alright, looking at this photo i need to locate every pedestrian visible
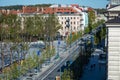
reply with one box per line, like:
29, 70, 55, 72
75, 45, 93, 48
93, 64, 96, 68
99, 64, 101, 70
90, 64, 93, 70
0, 68, 2, 73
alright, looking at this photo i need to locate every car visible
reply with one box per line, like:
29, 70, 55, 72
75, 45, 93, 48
29, 41, 45, 49
98, 53, 107, 64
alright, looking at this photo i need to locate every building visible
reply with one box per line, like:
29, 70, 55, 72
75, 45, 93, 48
57, 13, 83, 37
110, 0, 120, 5
17, 4, 89, 37
106, 1, 120, 80
106, 5, 120, 20
0, 4, 90, 37
106, 16, 120, 80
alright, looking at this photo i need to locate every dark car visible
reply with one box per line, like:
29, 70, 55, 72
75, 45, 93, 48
98, 53, 107, 64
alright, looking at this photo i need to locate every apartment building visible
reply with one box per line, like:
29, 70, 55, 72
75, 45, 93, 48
0, 4, 90, 37
57, 14, 83, 37
18, 4, 89, 37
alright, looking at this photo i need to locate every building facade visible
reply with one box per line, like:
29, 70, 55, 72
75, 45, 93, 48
106, 18, 120, 80
57, 14, 83, 37
106, 1, 120, 80
17, 4, 90, 37
110, 0, 120, 5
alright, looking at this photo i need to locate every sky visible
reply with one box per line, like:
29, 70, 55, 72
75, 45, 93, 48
0, 0, 108, 8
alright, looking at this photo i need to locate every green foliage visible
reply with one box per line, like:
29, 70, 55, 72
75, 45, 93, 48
0, 13, 3, 23
88, 10, 96, 31
44, 14, 62, 41
0, 5, 23, 10
29, 4, 51, 7
41, 47, 55, 60
67, 31, 82, 45
24, 14, 61, 41
95, 8, 106, 14
0, 4, 51, 10
84, 27, 90, 34
0, 13, 59, 80
11, 63, 20, 79
61, 69, 73, 80
61, 51, 91, 80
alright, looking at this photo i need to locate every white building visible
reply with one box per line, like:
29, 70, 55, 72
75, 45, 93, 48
106, 1, 120, 79
18, 4, 89, 37
57, 13, 83, 37
110, 0, 120, 5
106, 17, 120, 80
50, 4, 88, 37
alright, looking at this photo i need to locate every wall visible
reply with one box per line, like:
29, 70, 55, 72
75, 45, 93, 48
108, 26, 120, 80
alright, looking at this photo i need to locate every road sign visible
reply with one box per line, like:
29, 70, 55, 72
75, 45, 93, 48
37, 50, 41, 56
58, 41, 60, 45
58, 38, 61, 45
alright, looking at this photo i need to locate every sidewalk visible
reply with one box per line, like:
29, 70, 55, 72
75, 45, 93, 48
80, 49, 107, 80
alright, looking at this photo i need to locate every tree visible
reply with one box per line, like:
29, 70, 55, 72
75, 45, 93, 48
61, 69, 73, 80
88, 9, 96, 32
44, 14, 62, 46
34, 14, 45, 39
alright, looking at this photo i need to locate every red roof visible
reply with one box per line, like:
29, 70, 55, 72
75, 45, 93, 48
42, 7, 77, 14
22, 6, 37, 13
0, 5, 79, 15
71, 4, 79, 8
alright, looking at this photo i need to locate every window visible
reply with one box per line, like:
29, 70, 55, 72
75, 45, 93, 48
74, 27, 76, 30
71, 17, 72, 19
74, 17, 76, 19
65, 22, 66, 24
74, 22, 75, 24
71, 22, 72, 24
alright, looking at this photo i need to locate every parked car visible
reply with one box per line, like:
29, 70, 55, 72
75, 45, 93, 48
98, 52, 107, 64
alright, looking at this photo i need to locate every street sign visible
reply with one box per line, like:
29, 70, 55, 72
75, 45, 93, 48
58, 41, 60, 45
58, 38, 61, 45
37, 50, 41, 56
